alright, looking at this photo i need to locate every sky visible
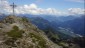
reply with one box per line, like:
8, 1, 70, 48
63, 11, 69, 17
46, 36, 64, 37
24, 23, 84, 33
8, 0, 84, 10
0, 0, 85, 16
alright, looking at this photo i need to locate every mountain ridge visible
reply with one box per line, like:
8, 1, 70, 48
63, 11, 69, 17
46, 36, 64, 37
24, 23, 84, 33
0, 15, 61, 48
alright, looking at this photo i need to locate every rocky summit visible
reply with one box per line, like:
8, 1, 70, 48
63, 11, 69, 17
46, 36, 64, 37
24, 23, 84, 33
0, 15, 62, 48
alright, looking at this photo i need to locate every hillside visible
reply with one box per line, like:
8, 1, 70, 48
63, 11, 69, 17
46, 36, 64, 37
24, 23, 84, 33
29, 17, 51, 30
0, 15, 61, 48
62, 16, 85, 36
40, 15, 85, 36
27, 16, 85, 48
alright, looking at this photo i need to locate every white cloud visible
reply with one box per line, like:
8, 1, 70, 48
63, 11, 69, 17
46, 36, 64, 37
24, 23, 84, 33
29, 3, 37, 9
0, 0, 12, 13
68, 8, 85, 15
15, 4, 39, 14
0, 0, 85, 16
14, 4, 64, 15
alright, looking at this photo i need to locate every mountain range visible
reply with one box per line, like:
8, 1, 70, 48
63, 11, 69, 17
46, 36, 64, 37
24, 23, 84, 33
23, 14, 84, 36
0, 14, 85, 48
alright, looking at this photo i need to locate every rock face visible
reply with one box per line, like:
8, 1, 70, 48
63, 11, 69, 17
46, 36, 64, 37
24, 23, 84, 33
0, 15, 62, 48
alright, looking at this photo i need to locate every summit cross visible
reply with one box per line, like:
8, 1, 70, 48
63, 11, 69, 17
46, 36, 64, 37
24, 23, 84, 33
10, 2, 17, 16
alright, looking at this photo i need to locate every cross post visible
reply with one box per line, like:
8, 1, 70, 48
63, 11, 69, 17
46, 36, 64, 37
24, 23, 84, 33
10, 2, 17, 16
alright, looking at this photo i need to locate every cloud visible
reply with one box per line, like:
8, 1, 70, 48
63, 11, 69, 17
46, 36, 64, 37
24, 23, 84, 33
0, 0, 85, 16
29, 3, 37, 9
13, 4, 64, 15
68, 8, 85, 15
66, 0, 84, 3
0, 0, 12, 13
15, 3, 40, 14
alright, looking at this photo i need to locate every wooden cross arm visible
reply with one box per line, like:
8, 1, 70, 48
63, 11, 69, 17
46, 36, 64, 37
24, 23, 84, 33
10, 5, 17, 7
